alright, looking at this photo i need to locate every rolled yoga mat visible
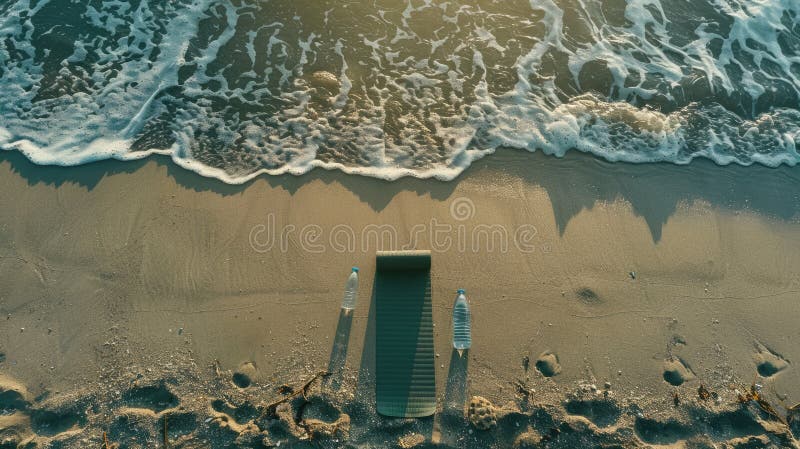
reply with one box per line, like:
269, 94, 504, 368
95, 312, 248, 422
375, 250, 435, 418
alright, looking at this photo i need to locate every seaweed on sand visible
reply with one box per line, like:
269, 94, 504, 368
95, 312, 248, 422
737, 382, 792, 431
258, 371, 332, 419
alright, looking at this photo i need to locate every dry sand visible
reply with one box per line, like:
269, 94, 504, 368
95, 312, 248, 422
0, 149, 799, 448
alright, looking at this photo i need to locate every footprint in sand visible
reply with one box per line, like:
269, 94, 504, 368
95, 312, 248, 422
233, 361, 257, 389
754, 343, 789, 378
662, 357, 694, 386
29, 391, 90, 437
575, 287, 602, 305
30, 408, 86, 436
535, 351, 561, 377
634, 417, 694, 445
122, 384, 179, 412
0, 375, 29, 413
211, 398, 258, 424
564, 398, 621, 428
109, 409, 159, 445
0, 375, 31, 447
160, 410, 199, 439
2, 376, 87, 439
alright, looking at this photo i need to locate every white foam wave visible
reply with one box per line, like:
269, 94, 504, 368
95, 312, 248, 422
0, 0, 799, 183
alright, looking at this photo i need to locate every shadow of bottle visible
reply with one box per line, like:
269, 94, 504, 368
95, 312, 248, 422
444, 348, 469, 410
325, 308, 354, 390
433, 348, 470, 445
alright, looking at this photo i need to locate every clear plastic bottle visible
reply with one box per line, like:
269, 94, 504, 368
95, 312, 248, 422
452, 289, 471, 356
341, 267, 359, 312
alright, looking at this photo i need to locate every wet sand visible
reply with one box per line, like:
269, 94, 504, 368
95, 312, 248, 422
0, 149, 799, 448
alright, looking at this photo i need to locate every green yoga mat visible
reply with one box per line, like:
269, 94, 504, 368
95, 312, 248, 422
375, 250, 435, 418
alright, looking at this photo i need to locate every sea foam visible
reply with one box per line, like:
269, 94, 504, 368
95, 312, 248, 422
0, 0, 799, 183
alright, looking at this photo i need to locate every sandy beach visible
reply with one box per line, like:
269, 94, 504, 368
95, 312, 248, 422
1, 149, 799, 448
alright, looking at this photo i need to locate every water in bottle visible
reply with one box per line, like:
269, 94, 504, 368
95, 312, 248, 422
452, 289, 471, 357
341, 267, 359, 312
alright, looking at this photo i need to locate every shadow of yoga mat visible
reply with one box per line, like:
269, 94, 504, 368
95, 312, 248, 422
375, 251, 435, 418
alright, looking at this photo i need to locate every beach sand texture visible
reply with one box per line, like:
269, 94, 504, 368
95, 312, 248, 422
1, 150, 799, 448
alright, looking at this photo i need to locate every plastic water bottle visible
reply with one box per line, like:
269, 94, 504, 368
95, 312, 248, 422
341, 267, 359, 312
452, 289, 471, 356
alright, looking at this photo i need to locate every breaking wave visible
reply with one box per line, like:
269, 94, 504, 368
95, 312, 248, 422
1, 0, 799, 182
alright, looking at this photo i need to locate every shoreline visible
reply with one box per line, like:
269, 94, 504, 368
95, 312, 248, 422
2, 147, 798, 233
1, 148, 799, 448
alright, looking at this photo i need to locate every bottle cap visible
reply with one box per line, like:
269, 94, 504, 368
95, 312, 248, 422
352, 267, 359, 273
457, 289, 465, 294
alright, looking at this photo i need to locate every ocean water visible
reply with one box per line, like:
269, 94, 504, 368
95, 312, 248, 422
1, 0, 799, 182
